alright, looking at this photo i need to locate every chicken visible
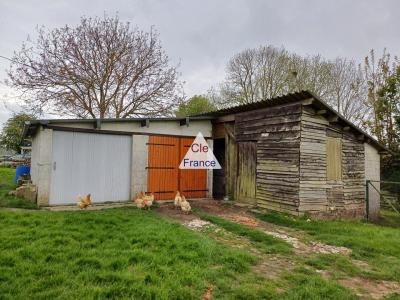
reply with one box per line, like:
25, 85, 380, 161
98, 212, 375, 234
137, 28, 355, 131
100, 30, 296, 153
202, 287, 213, 300
134, 192, 146, 209
180, 195, 191, 214
174, 191, 182, 209
77, 194, 92, 209
142, 193, 154, 209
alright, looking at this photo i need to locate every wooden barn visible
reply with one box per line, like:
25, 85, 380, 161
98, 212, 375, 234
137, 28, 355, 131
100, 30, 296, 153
205, 91, 386, 219
24, 91, 386, 218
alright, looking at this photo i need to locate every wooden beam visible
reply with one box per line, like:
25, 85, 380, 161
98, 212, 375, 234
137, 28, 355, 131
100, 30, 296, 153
224, 123, 236, 141
302, 98, 314, 106
180, 117, 190, 127
94, 119, 101, 129
213, 114, 235, 123
140, 119, 150, 128
316, 109, 327, 115
357, 134, 365, 141
328, 115, 339, 122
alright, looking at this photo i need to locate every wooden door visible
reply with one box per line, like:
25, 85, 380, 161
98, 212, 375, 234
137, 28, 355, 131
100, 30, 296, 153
147, 136, 180, 200
236, 142, 257, 204
179, 138, 207, 198
147, 136, 207, 200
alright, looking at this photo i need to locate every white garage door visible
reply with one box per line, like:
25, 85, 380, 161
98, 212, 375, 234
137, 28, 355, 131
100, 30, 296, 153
50, 131, 132, 205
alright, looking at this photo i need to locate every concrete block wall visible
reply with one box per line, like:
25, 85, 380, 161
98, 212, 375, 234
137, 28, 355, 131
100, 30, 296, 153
35, 127, 53, 206
131, 135, 148, 198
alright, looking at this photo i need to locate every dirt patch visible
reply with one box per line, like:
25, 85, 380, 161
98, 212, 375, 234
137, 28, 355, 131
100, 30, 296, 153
223, 214, 260, 227
154, 202, 198, 223
338, 277, 400, 299
309, 241, 352, 255
184, 219, 212, 229
155, 200, 352, 256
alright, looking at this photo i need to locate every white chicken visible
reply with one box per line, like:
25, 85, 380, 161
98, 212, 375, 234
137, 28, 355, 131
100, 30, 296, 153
174, 191, 182, 209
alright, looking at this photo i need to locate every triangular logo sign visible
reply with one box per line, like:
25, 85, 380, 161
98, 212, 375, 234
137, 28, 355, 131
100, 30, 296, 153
179, 132, 221, 169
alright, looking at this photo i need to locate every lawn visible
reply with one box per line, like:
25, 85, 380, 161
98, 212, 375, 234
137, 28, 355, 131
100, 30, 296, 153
0, 208, 275, 299
0, 167, 37, 209
256, 211, 400, 282
1, 166, 400, 299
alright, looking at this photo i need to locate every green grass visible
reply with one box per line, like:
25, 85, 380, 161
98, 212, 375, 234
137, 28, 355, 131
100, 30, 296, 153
280, 267, 357, 300
0, 167, 37, 209
256, 211, 400, 281
0, 208, 277, 299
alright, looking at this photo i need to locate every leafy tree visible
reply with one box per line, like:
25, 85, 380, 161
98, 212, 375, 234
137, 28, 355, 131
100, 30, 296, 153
0, 113, 35, 153
7, 15, 182, 118
175, 95, 215, 117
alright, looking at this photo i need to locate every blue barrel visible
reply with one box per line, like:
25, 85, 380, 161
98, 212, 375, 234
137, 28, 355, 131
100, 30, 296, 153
15, 165, 30, 183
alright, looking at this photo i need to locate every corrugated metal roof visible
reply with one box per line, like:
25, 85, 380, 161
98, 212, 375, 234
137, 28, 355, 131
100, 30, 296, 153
195, 90, 314, 116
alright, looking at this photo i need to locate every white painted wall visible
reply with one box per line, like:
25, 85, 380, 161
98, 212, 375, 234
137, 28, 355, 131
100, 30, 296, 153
365, 142, 381, 220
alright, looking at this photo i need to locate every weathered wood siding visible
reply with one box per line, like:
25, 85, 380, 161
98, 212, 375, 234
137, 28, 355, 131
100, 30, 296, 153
236, 142, 257, 205
235, 103, 302, 214
299, 106, 328, 213
225, 123, 237, 200
342, 131, 365, 216
299, 106, 365, 217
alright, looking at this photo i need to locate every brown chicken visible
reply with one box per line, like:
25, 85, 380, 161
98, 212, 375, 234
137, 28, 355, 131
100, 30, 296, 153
77, 194, 92, 209
143, 193, 154, 209
180, 195, 191, 214
134, 192, 146, 209
134, 192, 154, 209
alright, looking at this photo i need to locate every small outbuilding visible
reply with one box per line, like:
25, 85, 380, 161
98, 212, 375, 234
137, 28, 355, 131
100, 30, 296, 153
24, 91, 387, 219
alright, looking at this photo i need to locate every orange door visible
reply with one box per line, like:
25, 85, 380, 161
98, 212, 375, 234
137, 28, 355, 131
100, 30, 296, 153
147, 136, 207, 200
147, 136, 180, 200
179, 138, 207, 198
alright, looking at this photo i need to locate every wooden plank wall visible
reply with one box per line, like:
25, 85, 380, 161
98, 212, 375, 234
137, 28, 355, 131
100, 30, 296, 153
236, 142, 257, 205
225, 123, 237, 199
299, 106, 365, 217
235, 103, 302, 214
299, 107, 329, 212
342, 131, 365, 214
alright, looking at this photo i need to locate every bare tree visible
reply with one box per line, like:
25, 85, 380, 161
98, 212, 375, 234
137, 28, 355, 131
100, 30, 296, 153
327, 58, 367, 124
213, 45, 370, 125
6, 15, 182, 118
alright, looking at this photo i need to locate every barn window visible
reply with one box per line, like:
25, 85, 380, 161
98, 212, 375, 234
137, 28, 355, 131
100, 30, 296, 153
326, 137, 342, 181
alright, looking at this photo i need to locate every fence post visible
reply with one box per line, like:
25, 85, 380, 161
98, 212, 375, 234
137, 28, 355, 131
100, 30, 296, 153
365, 180, 370, 220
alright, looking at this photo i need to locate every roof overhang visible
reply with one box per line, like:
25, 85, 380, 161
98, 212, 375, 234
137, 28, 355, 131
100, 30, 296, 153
22, 116, 214, 138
